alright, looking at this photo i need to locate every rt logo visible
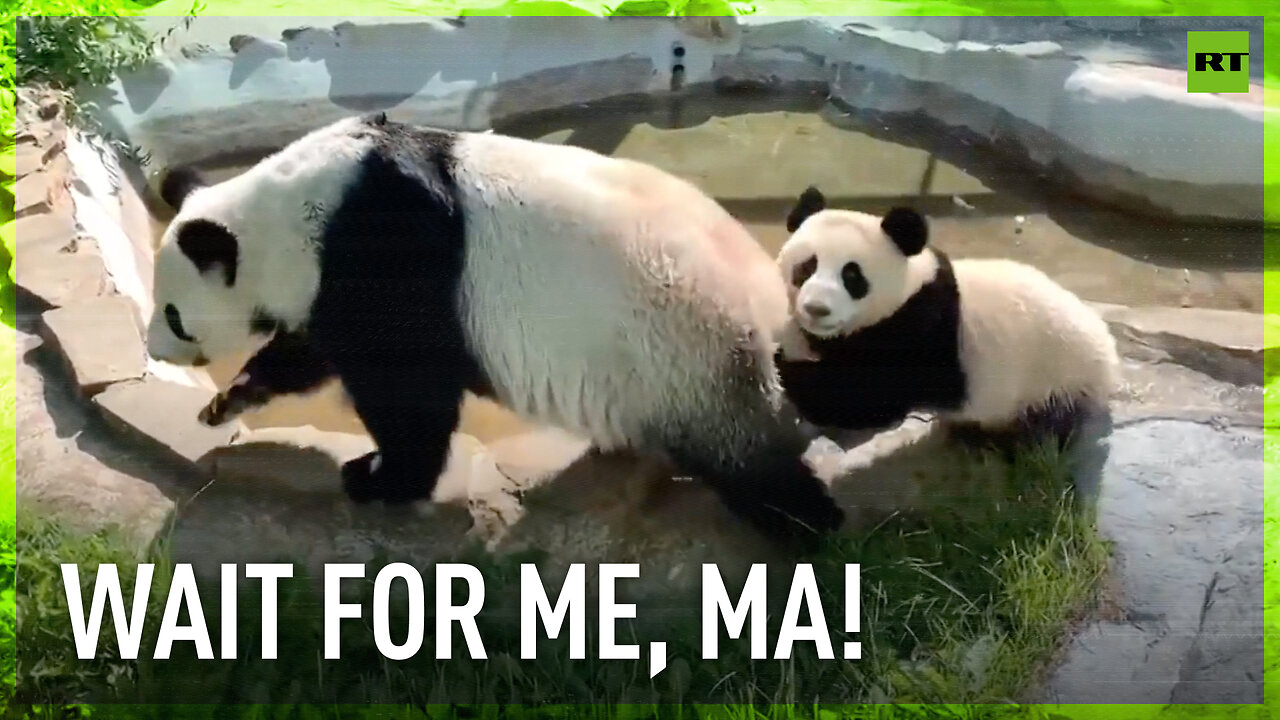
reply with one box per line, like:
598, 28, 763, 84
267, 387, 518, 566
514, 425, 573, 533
1187, 31, 1250, 93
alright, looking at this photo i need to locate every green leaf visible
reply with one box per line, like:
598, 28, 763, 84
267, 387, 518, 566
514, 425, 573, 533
609, 0, 673, 14
0, 147, 15, 179
461, 0, 600, 16
1, 219, 16, 282
681, 0, 735, 14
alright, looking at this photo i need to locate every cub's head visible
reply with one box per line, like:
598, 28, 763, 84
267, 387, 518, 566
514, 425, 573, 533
777, 186, 933, 339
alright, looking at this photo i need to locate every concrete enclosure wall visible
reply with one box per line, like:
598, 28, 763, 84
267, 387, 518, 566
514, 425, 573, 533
88, 14, 1271, 225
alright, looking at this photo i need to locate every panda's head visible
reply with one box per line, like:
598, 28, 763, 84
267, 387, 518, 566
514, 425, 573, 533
146, 166, 277, 367
145, 114, 386, 366
777, 186, 933, 339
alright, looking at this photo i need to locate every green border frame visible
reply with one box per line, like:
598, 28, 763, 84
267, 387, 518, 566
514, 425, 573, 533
1, 1, 1276, 717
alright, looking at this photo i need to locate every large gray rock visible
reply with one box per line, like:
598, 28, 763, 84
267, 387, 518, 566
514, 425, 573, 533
1042, 418, 1264, 703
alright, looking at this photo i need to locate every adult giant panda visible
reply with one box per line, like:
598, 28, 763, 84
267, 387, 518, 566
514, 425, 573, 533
774, 186, 1120, 447
146, 113, 844, 545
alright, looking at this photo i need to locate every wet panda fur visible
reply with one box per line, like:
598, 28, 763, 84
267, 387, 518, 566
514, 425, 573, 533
773, 186, 1120, 449
145, 113, 844, 546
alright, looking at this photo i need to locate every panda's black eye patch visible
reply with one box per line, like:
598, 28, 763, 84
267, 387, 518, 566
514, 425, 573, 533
841, 262, 869, 299
791, 256, 818, 287
164, 303, 197, 343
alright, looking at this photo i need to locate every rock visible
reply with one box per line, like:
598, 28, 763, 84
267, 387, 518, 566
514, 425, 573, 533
12, 212, 78, 255
14, 142, 48, 179
204, 425, 375, 494
37, 100, 61, 121
1095, 305, 1268, 386
94, 378, 244, 471
180, 42, 215, 59
14, 170, 53, 217
16, 249, 108, 308
1099, 305, 1269, 356
15, 331, 177, 551
486, 427, 591, 487
40, 296, 146, 395
1041, 419, 1263, 703
205, 427, 523, 548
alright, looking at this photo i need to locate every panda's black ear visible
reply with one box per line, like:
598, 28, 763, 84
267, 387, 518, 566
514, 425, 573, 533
881, 207, 928, 256
177, 219, 240, 287
786, 186, 827, 233
363, 111, 389, 126
159, 166, 209, 211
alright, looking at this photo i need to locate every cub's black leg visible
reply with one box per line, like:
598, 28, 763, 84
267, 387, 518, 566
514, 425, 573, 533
775, 351, 914, 431
197, 331, 335, 427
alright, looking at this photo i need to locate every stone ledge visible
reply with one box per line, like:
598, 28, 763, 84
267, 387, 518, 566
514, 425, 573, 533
40, 296, 148, 397
94, 378, 245, 474
1090, 302, 1269, 387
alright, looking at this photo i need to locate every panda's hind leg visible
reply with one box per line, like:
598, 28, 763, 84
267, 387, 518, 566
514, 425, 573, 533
943, 394, 1086, 457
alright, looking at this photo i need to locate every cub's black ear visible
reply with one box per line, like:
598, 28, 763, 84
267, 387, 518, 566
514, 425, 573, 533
881, 207, 928, 256
176, 219, 240, 287
159, 166, 209, 211
363, 111, 389, 126
786, 186, 827, 233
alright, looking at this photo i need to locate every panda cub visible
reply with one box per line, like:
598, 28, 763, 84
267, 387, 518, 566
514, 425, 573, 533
773, 186, 1120, 447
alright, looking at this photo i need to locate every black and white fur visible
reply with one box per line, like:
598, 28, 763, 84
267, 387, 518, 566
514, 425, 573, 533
773, 186, 1120, 447
147, 113, 844, 544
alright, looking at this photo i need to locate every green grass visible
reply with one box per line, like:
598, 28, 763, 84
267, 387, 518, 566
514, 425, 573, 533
9, 439, 1108, 710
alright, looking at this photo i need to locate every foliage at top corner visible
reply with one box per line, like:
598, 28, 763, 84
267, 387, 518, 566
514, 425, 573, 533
460, 0, 754, 16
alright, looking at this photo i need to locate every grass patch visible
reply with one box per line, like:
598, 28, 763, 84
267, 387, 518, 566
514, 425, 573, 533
10, 439, 1108, 710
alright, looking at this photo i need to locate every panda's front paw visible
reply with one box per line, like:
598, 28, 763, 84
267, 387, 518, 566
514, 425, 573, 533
341, 451, 428, 505
197, 394, 233, 427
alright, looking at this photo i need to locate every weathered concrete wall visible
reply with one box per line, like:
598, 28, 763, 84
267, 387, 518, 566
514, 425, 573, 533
91, 15, 1272, 224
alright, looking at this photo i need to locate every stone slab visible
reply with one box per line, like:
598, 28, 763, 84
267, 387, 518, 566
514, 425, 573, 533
1041, 419, 1264, 703
1097, 305, 1269, 355
206, 425, 375, 494
15, 141, 49, 179
17, 249, 108, 308
209, 426, 501, 503
14, 170, 53, 217
486, 427, 592, 486
40, 296, 146, 395
13, 211, 79, 255
94, 377, 243, 470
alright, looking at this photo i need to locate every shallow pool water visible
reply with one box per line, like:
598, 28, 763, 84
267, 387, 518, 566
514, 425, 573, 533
148, 91, 1265, 436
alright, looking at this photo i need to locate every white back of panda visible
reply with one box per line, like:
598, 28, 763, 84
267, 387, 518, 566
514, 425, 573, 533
950, 257, 1120, 427
449, 132, 792, 448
